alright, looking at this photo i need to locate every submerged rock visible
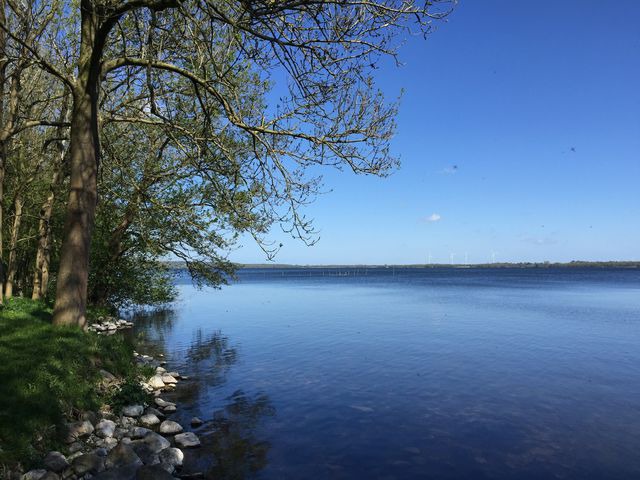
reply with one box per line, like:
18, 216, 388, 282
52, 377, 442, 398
174, 432, 200, 448
136, 465, 175, 480
190, 417, 203, 427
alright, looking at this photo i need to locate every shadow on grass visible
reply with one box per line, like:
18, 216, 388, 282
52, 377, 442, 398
0, 298, 134, 468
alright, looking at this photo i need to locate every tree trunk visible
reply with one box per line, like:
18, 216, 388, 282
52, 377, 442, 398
33, 93, 69, 300
32, 171, 61, 300
0, 0, 7, 305
4, 195, 23, 298
52, 9, 100, 327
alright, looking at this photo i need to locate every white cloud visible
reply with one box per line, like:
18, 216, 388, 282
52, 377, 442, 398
424, 213, 442, 223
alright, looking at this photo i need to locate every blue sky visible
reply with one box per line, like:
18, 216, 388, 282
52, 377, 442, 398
233, 0, 640, 265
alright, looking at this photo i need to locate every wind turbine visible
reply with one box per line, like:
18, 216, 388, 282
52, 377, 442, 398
450, 253, 455, 265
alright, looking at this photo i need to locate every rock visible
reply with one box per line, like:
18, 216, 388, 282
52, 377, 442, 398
93, 464, 139, 480
21, 470, 48, 480
190, 417, 203, 427
95, 419, 117, 438
139, 414, 160, 428
120, 416, 138, 428
129, 427, 152, 440
122, 405, 144, 417
158, 447, 183, 471
155, 367, 166, 374
43, 451, 69, 472
145, 407, 165, 419
153, 398, 175, 409
105, 442, 143, 469
99, 369, 117, 382
167, 372, 180, 379
161, 374, 177, 385
174, 432, 200, 448
135, 465, 175, 480
94, 447, 108, 457
162, 405, 176, 413
71, 452, 105, 475
148, 375, 165, 389
65, 420, 94, 443
39, 473, 60, 480
132, 431, 170, 454
68, 442, 83, 454
81, 411, 100, 425
159, 420, 183, 435
99, 437, 119, 450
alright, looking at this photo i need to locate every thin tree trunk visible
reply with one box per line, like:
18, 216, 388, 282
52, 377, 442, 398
33, 94, 70, 300
52, 8, 100, 327
4, 194, 22, 298
0, 0, 7, 305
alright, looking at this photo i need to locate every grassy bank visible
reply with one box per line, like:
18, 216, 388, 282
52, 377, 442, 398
0, 298, 137, 470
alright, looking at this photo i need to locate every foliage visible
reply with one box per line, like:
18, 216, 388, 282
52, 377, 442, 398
0, 299, 134, 468
107, 376, 152, 412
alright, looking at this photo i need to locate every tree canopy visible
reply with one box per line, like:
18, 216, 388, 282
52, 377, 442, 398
0, 0, 453, 324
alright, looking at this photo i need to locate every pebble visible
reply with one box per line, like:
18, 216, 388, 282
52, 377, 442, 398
139, 413, 160, 428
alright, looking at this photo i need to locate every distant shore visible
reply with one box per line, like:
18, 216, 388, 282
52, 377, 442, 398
163, 261, 640, 270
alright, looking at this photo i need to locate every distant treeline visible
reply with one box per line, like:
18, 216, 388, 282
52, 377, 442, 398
163, 261, 640, 270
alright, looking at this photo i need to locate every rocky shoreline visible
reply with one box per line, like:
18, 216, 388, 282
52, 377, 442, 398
19, 340, 203, 480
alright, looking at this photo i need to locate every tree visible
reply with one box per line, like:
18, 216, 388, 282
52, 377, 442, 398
1, 0, 453, 327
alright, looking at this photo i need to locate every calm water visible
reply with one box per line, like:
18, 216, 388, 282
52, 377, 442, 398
132, 268, 640, 479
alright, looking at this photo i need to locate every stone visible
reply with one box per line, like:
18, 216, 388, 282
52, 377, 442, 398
190, 417, 203, 427
71, 452, 105, 475
158, 447, 183, 470
145, 407, 165, 419
94, 447, 108, 457
21, 470, 47, 480
135, 465, 175, 480
129, 427, 152, 440
43, 451, 69, 472
99, 370, 117, 382
105, 442, 143, 469
95, 419, 116, 438
68, 442, 83, 454
100, 437, 119, 450
174, 432, 200, 448
148, 375, 165, 389
162, 405, 176, 413
132, 431, 170, 454
160, 374, 177, 385
153, 398, 175, 409
122, 405, 144, 417
65, 420, 94, 443
93, 464, 139, 480
120, 416, 137, 428
155, 367, 166, 374
40, 473, 60, 480
139, 414, 160, 428
159, 420, 183, 435
167, 372, 180, 379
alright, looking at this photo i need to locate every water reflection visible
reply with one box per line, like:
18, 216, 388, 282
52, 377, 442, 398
132, 308, 275, 479
200, 390, 275, 479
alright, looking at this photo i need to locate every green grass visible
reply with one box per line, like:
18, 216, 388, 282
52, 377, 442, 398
0, 298, 136, 469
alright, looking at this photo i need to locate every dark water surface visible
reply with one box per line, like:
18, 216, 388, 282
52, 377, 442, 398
133, 268, 640, 479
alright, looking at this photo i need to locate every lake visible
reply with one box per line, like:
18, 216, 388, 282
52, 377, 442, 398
132, 267, 640, 479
